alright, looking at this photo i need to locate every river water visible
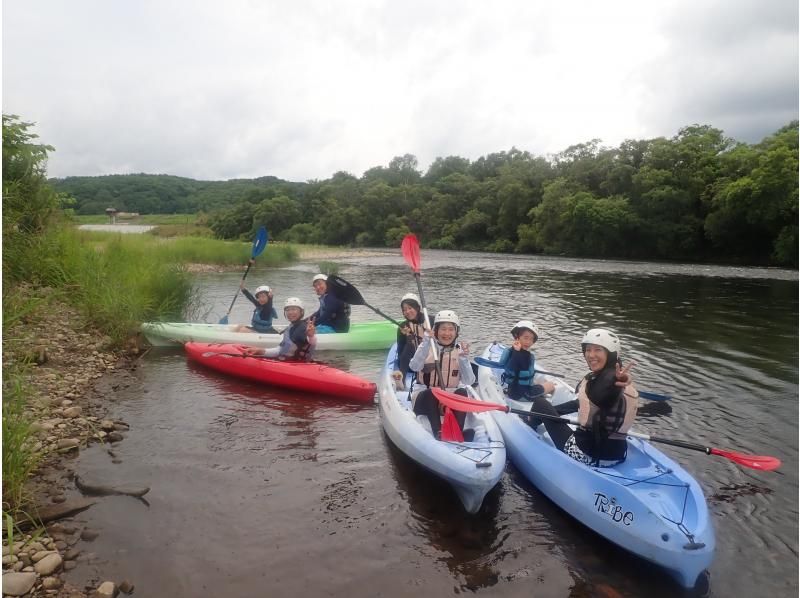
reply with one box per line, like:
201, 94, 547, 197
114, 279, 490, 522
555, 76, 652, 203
66, 250, 797, 597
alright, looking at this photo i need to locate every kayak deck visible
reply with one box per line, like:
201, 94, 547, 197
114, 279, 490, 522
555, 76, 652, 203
142, 320, 396, 351
185, 342, 377, 402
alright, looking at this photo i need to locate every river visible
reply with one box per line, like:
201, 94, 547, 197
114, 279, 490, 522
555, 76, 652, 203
65, 249, 798, 597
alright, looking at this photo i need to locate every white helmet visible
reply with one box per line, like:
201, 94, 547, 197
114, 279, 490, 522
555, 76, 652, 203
312, 274, 328, 283
511, 320, 539, 340
283, 297, 305, 315
434, 310, 460, 328
254, 285, 271, 296
581, 328, 620, 353
400, 293, 420, 307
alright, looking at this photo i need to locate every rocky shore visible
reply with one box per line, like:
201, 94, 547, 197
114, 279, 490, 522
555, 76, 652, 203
3, 293, 141, 598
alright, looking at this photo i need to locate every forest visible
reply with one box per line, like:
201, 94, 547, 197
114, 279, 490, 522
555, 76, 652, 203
52, 121, 799, 266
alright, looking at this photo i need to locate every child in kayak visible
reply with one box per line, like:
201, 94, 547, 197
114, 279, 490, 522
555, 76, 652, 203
527, 328, 637, 467
408, 310, 475, 441
497, 320, 555, 400
234, 280, 278, 334
393, 293, 434, 385
244, 297, 317, 361
310, 274, 351, 333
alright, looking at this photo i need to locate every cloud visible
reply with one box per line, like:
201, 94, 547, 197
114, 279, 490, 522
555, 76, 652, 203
638, 0, 798, 143
3, 0, 797, 181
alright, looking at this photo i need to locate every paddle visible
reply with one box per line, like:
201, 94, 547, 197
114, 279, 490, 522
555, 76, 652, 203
473, 355, 672, 402
430, 388, 780, 471
219, 227, 269, 324
401, 234, 462, 442
473, 356, 565, 379
326, 275, 403, 327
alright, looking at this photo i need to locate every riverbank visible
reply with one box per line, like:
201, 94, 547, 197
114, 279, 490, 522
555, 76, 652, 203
2, 290, 140, 597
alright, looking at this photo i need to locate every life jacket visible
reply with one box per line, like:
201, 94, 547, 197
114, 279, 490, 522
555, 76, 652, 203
279, 320, 312, 360
502, 349, 535, 388
416, 343, 462, 390
576, 377, 638, 435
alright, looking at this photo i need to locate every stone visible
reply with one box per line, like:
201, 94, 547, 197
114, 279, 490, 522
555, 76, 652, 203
80, 529, 99, 541
42, 576, 63, 589
56, 438, 80, 450
100, 420, 115, 431
63, 560, 77, 571
52, 495, 67, 504
63, 406, 82, 418
32, 549, 55, 562
2, 571, 37, 596
2, 553, 19, 565
118, 579, 134, 594
34, 552, 63, 575
64, 548, 81, 561
12, 560, 24, 571
94, 581, 117, 597
107, 431, 124, 443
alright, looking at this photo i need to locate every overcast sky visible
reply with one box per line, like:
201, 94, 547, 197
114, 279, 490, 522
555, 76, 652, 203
3, 0, 798, 181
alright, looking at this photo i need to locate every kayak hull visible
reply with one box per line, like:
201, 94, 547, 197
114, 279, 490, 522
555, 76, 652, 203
478, 343, 714, 589
143, 321, 396, 351
378, 344, 506, 514
185, 342, 377, 402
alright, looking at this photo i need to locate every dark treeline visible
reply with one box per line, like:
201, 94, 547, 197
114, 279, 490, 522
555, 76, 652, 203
53, 122, 798, 266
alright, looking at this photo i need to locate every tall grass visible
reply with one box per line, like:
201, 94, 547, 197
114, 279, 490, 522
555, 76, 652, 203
1, 362, 40, 517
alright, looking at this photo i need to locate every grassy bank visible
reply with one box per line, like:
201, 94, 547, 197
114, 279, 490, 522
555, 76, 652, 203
2, 224, 298, 517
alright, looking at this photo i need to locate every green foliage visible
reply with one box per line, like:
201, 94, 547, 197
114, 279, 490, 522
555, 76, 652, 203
47, 122, 800, 267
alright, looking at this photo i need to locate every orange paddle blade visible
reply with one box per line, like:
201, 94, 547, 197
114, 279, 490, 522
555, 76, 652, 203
401, 234, 421, 273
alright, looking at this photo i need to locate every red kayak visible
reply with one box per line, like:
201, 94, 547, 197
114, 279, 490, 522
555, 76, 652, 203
184, 342, 377, 403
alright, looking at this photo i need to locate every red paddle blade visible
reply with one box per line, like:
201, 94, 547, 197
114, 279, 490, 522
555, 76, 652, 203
431, 387, 504, 413
710, 449, 782, 471
440, 408, 464, 442
401, 234, 421, 273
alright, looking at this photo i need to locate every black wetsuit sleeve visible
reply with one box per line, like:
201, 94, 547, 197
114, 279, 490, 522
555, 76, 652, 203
241, 289, 258, 306
584, 369, 620, 408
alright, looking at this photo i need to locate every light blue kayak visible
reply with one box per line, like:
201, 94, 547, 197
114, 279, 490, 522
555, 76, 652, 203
378, 344, 506, 514
477, 343, 714, 589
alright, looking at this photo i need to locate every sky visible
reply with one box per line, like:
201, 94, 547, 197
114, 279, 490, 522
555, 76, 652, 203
3, 0, 798, 182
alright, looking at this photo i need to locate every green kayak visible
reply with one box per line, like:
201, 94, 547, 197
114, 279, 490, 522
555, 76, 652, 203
140, 320, 396, 351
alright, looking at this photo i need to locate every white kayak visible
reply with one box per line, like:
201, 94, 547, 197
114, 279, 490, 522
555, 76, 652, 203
378, 344, 506, 514
141, 320, 396, 351
477, 343, 714, 589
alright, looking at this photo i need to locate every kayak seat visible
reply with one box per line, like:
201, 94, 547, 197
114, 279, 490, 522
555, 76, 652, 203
416, 414, 434, 435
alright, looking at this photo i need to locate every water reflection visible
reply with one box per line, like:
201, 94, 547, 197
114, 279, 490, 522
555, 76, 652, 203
384, 439, 504, 591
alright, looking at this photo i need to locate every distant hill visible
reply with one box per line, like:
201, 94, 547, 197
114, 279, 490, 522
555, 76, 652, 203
50, 173, 307, 215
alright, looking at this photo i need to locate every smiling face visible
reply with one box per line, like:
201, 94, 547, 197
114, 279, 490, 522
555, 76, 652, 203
583, 344, 609, 372
401, 302, 419, 321
256, 292, 269, 304
516, 329, 536, 350
435, 322, 457, 345
284, 306, 303, 322
312, 280, 327, 296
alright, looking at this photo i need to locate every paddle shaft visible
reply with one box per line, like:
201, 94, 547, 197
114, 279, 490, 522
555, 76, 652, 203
506, 407, 737, 457
412, 272, 446, 389
224, 262, 253, 318
362, 303, 403, 327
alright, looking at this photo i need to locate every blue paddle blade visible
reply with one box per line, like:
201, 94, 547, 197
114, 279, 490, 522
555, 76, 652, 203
473, 356, 504, 370
218, 315, 229, 325
251, 226, 268, 258
638, 390, 671, 402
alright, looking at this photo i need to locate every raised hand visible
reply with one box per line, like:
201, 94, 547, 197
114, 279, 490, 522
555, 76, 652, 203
512, 339, 522, 351
307, 318, 316, 337
615, 360, 635, 387
458, 341, 470, 356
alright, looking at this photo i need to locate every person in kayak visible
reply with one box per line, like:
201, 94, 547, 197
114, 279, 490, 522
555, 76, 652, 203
233, 280, 279, 334
309, 274, 351, 334
392, 293, 434, 386
244, 297, 317, 361
497, 320, 555, 400
408, 310, 475, 441
527, 328, 637, 467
